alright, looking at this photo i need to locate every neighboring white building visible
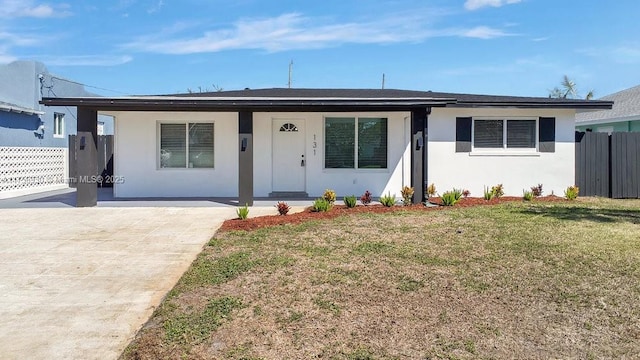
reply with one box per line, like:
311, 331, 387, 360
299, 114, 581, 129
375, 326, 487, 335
42, 88, 612, 206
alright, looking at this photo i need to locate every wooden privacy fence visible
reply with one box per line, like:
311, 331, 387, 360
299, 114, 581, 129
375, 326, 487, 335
68, 135, 114, 188
575, 131, 640, 198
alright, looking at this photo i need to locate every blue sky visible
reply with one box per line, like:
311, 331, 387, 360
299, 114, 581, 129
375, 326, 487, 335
1, 0, 638, 97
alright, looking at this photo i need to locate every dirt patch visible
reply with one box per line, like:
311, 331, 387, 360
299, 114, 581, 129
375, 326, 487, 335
220, 196, 566, 232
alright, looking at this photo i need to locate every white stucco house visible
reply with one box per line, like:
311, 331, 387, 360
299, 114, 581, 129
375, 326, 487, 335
41, 88, 612, 207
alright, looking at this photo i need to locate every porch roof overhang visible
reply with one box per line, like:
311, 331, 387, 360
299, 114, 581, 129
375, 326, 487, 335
39, 95, 456, 112
40, 93, 614, 112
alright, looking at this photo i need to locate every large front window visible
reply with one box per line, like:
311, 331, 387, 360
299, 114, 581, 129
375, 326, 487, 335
159, 123, 214, 168
325, 117, 387, 169
474, 119, 536, 149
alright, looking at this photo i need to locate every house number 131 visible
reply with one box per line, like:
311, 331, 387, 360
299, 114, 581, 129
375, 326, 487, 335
313, 134, 317, 155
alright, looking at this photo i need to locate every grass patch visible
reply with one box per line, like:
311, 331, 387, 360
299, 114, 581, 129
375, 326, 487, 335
164, 296, 243, 344
397, 276, 424, 292
171, 251, 256, 296
353, 241, 393, 255
123, 198, 640, 359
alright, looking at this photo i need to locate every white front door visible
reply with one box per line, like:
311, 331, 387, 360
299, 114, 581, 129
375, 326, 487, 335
272, 119, 306, 192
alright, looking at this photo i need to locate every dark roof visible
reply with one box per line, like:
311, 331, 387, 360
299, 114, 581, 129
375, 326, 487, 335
172, 88, 443, 98
41, 88, 613, 111
576, 84, 640, 124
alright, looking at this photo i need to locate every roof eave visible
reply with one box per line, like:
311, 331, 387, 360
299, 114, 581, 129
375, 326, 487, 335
40, 97, 457, 111
452, 101, 614, 110
40, 97, 614, 111
0, 103, 45, 115
575, 114, 640, 126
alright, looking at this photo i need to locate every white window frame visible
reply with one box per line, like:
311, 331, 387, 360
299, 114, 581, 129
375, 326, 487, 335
53, 113, 64, 138
471, 117, 538, 154
156, 121, 215, 170
323, 116, 389, 171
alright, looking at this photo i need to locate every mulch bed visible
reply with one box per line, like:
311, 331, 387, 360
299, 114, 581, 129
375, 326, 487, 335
219, 196, 565, 232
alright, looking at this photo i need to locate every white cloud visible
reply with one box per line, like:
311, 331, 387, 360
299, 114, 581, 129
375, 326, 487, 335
0, 31, 43, 46
578, 44, 640, 64
461, 26, 511, 39
464, 0, 522, 11
124, 12, 511, 54
147, 0, 164, 14
611, 46, 640, 63
0, 29, 131, 67
0, 0, 71, 18
0, 29, 44, 63
40, 55, 133, 66
0, 44, 17, 63
532, 36, 549, 42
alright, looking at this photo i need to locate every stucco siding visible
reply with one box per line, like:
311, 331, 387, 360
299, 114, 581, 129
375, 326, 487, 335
428, 108, 576, 197
111, 108, 577, 199
253, 112, 412, 198
112, 111, 238, 198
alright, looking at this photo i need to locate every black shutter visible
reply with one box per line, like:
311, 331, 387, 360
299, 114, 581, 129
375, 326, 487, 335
456, 117, 472, 152
539, 117, 556, 153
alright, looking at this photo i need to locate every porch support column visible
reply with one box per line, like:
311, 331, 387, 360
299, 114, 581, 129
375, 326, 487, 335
238, 111, 254, 206
411, 108, 429, 204
76, 107, 98, 207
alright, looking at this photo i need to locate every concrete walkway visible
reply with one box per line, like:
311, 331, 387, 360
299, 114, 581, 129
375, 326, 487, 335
0, 203, 300, 359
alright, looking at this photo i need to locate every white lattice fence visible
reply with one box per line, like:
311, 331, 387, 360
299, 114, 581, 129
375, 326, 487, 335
0, 147, 68, 198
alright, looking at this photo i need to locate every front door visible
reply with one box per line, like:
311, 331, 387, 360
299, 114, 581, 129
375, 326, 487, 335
272, 119, 305, 192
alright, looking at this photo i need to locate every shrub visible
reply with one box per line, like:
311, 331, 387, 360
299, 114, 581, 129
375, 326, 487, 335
462, 189, 471, 198
491, 184, 504, 199
483, 186, 494, 200
343, 195, 357, 208
523, 190, 534, 201
400, 186, 414, 206
451, 188, 463, 201
360, 190, 372, 206
322, 189, 336, 204
426, 183, 437, 197
441, 191, 459, 206
275, 201, 291, 215
379, 192, 396, 207
312, 198, 332, 212
531, 184, 543, 198
236, 204, 249, 220
565, 185, 579, 200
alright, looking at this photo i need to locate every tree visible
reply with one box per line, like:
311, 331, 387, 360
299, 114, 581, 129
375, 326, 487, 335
549, 75, 594, 100
184, 84, 224, 94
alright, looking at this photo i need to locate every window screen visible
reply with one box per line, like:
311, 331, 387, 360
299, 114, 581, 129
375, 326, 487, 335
358, 118, 387, 168
507, 120, 536, 148
325, 118, 355, 168
474, 120, 503, 148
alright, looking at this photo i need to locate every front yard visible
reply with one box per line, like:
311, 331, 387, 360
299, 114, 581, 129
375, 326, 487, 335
123, 198, 640, 359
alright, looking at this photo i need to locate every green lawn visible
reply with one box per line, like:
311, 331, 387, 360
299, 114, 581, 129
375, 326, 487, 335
123, 198, 640, 359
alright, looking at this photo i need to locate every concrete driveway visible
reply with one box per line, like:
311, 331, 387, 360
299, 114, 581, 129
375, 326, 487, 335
0, 205, 282, 359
